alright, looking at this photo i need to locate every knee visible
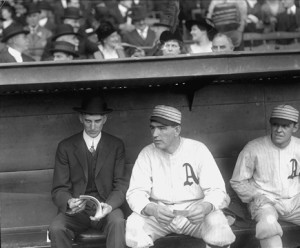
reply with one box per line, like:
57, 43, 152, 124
48, 221, 74, 241
125, 213, 153, 248
254, 205, 283, 240
107, 214, 125, 231
201, 210, 235, 247
256, 215, 283, 240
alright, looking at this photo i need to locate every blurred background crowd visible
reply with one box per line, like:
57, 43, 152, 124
0, 0, 299, 63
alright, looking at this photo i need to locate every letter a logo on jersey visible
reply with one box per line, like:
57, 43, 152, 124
183, 163, 199, 186
288, 159, 300, 179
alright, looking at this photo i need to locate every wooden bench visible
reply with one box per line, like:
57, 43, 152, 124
243, 31, 300, 51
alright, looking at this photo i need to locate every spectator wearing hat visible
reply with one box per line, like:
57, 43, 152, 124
231, 104, 300, 248
49, 95, 129, 248
51, 40, 79, 61
122, 7, 156, 57
25, 3, 52, 61
185, 18, 217, 54
61, 7, 98, 59
108, 0, 135, 34
41, 23, 80, 61
0, 23, 35, 63
126, 105, 235, 248
93, 21, 126, 60
38, 1, 56, 32
211, 33, 234, 52
158, 30, 187, 56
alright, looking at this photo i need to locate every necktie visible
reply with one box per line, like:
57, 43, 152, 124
90, 141, 95, 156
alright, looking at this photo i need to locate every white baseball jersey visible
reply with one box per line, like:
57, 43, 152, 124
231, 135, 300, 204
126, 137, 228, 214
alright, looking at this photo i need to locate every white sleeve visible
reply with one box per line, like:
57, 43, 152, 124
126, 149, 153, 214
199, 145, 229, 210
230, 146, 260, 203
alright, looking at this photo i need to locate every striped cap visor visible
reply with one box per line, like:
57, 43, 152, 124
270, 105, 299, 123
150, 105, 181, 125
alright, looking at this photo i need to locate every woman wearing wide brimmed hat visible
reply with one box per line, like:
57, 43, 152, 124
185, 17, 217, 54
93, 21, 126, 60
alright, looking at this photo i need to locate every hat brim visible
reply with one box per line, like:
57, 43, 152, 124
270, 117, 296, 125
51, 48, 79, 57
152, 23, 171, 28
2, 30, 29, 42
73, 107, 113, 115
61, 15, 82, 20
52, 31, 81, 41
150, 116, 180, 126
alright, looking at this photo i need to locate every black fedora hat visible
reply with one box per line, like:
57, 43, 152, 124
26, 3, 41, 16
50, 41, 79, 57
95, 21, 116, 41
2, 23, 29, 42
38, 1, 53, 11
52, 24, 80, 41
160, 30, 182, 43
185, 17, 215, 32
130, 7, 147, 23
73, 96, 113, 115
62, 7, 82, 20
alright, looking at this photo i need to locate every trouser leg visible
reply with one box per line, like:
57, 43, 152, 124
126, 212, 171, 248
49, 212, 91, 248
103, 208, 126, 248
249, 203, 283, 248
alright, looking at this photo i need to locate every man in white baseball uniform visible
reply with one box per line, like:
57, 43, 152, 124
231, 104, 300, 248
126, 105, 235, 248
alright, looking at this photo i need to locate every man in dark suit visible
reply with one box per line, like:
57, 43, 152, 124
49, 96, 129, 248
0, 23, 35, 63
122, 7, 156, 56
277, 0, 300, 31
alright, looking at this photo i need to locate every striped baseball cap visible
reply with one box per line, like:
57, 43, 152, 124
270, 104, 299, 124
150, 105, 181, 126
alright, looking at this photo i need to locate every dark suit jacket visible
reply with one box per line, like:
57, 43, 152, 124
276, 7, 300, 32
122, 28, 156, 47
122, 28, 156, 56
0, 48, 35, 63
51, 131, 129, 214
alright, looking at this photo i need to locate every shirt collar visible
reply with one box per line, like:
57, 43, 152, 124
83, 131, 102, 150
290, 5, 296, 15
118, 4, 128, 17
39, 17, 48, 27
8, 47, 23, 63
137, 26, 148, 38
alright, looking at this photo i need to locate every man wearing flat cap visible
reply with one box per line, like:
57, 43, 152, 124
126, 105, 235, 248
231, 104, 300, 248
49, 96, 129, 248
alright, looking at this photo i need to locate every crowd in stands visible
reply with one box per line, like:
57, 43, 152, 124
0, 0, 299, 63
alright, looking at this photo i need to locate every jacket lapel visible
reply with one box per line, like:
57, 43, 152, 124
95, 133, 110, 177
74, 135, 88, 181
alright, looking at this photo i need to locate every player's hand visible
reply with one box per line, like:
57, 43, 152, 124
90, 202, 112, 221
67, 198, 86, 214
153, 205, 175, 225
186, 202, 213, 224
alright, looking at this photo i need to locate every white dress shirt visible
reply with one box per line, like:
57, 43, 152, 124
83, 131, 101, 152
8, 47, 23, 63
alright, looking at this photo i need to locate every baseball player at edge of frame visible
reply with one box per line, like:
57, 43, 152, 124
231, 104, 300, 248
125, 105, 236, 248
